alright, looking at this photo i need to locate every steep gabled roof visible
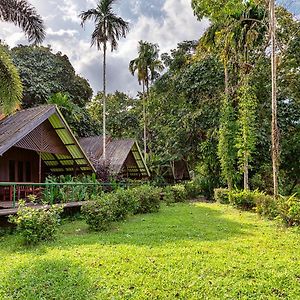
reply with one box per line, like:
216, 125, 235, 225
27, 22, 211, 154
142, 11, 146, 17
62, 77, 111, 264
79, 135, 150, 177
0, 105, 95, 173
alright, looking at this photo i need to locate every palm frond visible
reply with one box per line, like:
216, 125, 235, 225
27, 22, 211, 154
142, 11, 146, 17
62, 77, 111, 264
0, 0, 45, 44
0, 45, 22, 114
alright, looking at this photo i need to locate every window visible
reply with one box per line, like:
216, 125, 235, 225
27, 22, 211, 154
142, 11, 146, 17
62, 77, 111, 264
25, 161, 31, 182
9, 160, 15, 181
18, 161, 24, 182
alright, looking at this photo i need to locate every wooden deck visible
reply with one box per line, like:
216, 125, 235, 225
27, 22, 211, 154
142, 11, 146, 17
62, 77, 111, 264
0, 201, 85, 217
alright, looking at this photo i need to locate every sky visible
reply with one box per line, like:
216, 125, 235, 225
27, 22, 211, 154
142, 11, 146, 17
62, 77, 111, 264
1, 0, 209, 96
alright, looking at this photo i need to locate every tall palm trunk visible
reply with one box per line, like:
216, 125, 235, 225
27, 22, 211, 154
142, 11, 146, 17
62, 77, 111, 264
103, 40, 107, 160
270, 0, 279, 198
142, 80, 147, 160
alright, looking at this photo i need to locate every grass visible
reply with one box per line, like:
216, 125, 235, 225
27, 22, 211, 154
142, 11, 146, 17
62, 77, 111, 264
1, 202, 300, 299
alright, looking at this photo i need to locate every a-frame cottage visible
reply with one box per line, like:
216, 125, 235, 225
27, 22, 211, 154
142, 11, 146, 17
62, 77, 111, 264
79, 136, 150, 179
0, 105, 95, 184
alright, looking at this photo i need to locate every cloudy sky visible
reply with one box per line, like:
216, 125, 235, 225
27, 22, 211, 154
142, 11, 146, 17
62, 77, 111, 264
1, 0, 209, 96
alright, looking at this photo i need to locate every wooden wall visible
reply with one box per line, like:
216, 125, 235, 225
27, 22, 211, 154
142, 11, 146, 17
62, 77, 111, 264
0, 147, 46, 182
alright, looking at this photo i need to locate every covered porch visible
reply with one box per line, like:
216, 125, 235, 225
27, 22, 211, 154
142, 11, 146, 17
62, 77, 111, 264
0, 105, 95, 205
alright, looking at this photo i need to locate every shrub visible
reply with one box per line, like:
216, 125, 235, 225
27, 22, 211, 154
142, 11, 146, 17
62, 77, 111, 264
167, 184, 188, 202
185, 180, 202, 199
214, 188, 230, 204
81, 197, 114, 231
162, 188, 176, 206
255, 193, 278, 219
277, 195, 300, 227
109, 189, 138, 221
131, 185, 162, 214
9, 202, 62, 244
228, 190, 258, 211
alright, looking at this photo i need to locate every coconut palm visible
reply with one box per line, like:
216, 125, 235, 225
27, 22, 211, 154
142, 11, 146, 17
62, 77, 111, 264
80, 0, 129, 160
129, 41, 164, 159
0, 0, 45, 115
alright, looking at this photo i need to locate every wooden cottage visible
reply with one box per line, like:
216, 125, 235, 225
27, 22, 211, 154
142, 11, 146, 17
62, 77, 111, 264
79, 136, 150, 179
0, 105, 95, 184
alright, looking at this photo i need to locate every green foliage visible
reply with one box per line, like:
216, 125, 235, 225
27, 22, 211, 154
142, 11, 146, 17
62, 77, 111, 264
277, 195, 300, 227
109, 189, 138, 221
9, 201, 62, 244
164, 184, 187, 203
131, 185, 162, 214
0, 44, 22, 114
184, 179, 202, 199
81, 185, 162, 231
11, 45, 93, 108
88, 91, 139, 138
236, 79, 257, 179
255, 193, 278, 219
228, 189, 259, 210
214, 188, 230, 204
218, 96, 238, 189
42, 175, 102, 204
81, 197, 114, 231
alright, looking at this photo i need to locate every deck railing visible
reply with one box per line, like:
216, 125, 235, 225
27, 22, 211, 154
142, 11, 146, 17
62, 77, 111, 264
0, 181, 139, 208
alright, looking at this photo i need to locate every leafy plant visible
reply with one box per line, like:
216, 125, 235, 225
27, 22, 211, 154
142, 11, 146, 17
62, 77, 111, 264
214, 188, 230, 204
131, 185, 162, 214
81, 197, 115, 231
228, 189, 259, 211
277, 194, 300, 226
9, 201, 62, 244
164, 184, 187, 203
255, 193, 278, 219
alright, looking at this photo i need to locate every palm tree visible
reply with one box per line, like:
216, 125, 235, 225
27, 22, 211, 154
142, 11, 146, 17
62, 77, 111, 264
0, 0, 45, 115
80, 0, 129, 160
129, 41, 164, 160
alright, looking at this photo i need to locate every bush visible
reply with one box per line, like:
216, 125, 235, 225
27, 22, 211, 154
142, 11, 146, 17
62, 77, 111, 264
277, 195, 300, 227
228, 190, 258, 211
131, 185, 162, 214
109, 189, 138, 221
185, 180, 202, 199
214, 188, 230, 204
81, 197, 114, 231
255, 193, 278, 219
164, 184, 187, 203
9, 202, 62, 244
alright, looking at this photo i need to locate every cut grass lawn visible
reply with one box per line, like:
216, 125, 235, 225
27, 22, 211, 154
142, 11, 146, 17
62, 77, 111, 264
1, 202, 300, 299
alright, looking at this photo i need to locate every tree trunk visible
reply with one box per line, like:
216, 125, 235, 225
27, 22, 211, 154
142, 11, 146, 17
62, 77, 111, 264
270, 0, 279, 198
244, 152, 249, 190
102, 41, 107, 161
142, 80, 147, 161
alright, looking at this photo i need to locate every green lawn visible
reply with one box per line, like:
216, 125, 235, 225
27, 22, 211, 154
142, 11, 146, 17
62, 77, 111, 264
1, 202, 300, 299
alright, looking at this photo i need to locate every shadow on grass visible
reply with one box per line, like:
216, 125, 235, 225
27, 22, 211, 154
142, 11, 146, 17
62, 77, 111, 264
1, 258, 94, 300
58, 203, 255, 248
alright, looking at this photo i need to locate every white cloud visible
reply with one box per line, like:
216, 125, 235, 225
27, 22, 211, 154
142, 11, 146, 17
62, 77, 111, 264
0, 0, 209, 95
